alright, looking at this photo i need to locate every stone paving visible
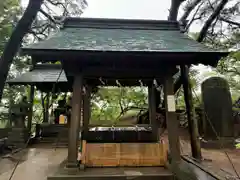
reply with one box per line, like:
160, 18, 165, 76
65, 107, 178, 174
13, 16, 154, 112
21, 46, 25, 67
0, 145, 67, 180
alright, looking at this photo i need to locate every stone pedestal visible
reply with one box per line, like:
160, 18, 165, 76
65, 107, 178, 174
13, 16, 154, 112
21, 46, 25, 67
65, 162, 79, 169
7, 127, 28, 148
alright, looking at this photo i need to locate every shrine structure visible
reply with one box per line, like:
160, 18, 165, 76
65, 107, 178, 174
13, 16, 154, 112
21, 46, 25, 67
14, 17, 228, 179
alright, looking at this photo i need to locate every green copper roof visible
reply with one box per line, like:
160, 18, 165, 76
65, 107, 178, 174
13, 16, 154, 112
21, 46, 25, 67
7, 64, 67, 85
22, 18, 217, 53
7, 63, 179, 86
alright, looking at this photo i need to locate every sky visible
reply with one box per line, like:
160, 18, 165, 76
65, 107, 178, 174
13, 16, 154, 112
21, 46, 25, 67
21, 0, 201, 31
82, 0, 172, 19
21, 0, 172, 19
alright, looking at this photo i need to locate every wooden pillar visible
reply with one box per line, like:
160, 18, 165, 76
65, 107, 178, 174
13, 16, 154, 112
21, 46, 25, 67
83, 85, 91, 140
164, 73, 181, 162
42, 92, 50, 123
148, 83, 158, 140
27, 85, 35, 133
181, 65, 202, 160
45, 92, 50, 123
41, 93, 46, 122
67, 74, 83, 167
201, 106, 206, 137
8, 85, 14, 127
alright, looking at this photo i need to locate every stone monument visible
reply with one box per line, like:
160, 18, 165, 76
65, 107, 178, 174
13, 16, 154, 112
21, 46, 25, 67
201, 77, 234, 147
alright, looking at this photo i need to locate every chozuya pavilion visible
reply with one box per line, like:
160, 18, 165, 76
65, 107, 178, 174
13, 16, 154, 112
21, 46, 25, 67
20, 17, 228, 179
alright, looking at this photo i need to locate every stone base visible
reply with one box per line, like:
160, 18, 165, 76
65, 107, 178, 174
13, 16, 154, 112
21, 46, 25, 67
234, 124, 240, 137
7, 127, 29, 148
48, 160, 173, 180
65, 161, 79, 169
200, 138, 235, 149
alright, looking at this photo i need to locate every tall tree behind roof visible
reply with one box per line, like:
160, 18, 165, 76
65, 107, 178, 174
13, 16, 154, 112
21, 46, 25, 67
0, 0, 88, 102
173, 0, 239, 93
0, 0, 20, 51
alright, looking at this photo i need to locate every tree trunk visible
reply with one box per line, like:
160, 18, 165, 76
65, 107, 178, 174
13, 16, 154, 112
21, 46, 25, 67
168, 0, 187, 93
168, 0, 186, 21
181, 65, 202, 160
0, 0, 44, 101
151, 0, 188, 108
173, 0, 228, 92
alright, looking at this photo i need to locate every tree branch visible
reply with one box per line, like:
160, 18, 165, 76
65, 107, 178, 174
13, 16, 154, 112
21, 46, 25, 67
197, 0, 229, 42
179, 0, 202, 22
219, 17, 240, 27
39, 8, 56, 24
185, 2, 204, 32
45, 0, 69, 16
224, 69, 240, 76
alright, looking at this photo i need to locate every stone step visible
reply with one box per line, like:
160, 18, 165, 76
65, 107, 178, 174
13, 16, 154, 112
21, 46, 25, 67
41, 137, 68, 141
38, 137, 68, 144
53, 144, 68, 148
48, 167, 174, 180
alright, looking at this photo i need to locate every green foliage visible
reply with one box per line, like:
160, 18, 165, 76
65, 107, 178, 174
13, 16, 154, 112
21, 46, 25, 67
0, 0, 20, 52
0, 0, 24, 126
194, 31, 240, 104
175, 67, 202, 109
0, 0, 88, 126
91, 87, 147, 124
216, 30, 240, 97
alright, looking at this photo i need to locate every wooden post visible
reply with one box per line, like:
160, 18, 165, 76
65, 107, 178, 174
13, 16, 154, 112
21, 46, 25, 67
27, 85, 35, 133
148, 84, 158, 140
164, 73, 181, 162
181, 65, 202, 160
201, 105, 206, 137
41, 93, 46, 122
83, 85, 91, 140
45, 92, 50, 123
8, 85, 14, 127
67, 74, 83, 167
42, 92, 50, 123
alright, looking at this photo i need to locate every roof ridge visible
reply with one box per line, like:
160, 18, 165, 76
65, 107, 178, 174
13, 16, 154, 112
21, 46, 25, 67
62, 17, 180, 31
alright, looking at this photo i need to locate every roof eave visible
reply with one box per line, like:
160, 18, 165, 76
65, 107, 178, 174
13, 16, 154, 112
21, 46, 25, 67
20, 48, 229, 67
7, 81, 67, 85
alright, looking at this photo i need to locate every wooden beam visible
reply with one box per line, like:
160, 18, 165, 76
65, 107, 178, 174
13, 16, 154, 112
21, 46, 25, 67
164, 73, 181, 162
85, 78, 164, 87
181, 65, 202, 160
67, 74, 83, 167
87, 124, 151, 128
27, 85, 35, 133
83, 85, 91, 139
82, 67, 176, 79
148, 83, 158, 140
